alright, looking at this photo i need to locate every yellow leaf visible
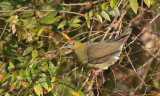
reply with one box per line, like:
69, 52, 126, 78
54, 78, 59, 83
110, 0, 117, 8
21, 81, 27, 88
47, 83, 54, 92
38, 27, 45, 38
70, 90, 79, 96
60, 32, 70, 40
51, 77, 56, 82
11, 82, 17, 90
150, 0, 155, 5
144, 0, 151, 8
34, 85, 41, 96
0, 73, 5, 82
49, 33, 54, 38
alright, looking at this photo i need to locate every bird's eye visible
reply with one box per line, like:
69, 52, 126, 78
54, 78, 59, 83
72, 43, 75, 46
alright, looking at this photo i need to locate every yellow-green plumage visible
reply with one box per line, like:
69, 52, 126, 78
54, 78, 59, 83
66, 28, 132, 70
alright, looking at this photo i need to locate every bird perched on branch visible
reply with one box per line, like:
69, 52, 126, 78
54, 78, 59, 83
66, 27, 132, 73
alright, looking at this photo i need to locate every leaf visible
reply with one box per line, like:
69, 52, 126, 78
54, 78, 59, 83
11, 72, 18, 83
20, 11, 34, 18
144, 0, 151, 8
34, 85, 41, 96
70, 90, 79, 96
32, 50, 38, 58
23, 46, 33, 56
11, 82, 17, 90
21, 81, 27, 88
5, 93, 10, 96
38, 78, 49, 90
40, 12, 57, 24
130, 0, 138, 14
89, 11, 93, 18
25, 69, 31, 80
52, 16, 62, 22
20, 69, 26, 79
60, 32, 70, 40
78, 90, 85, 96
27, 32, 33, 42
151, 0, 155, 4
49, 33, 54, 38
38, 27, 46, 38
62, 7, 71, 12
0, 74, 5, 82
102, 2, 108, 10
95, 13, 102, 23
57, 20, 66, 29
9, 61, 15, 68
38, 73, 52, 90
110, 0, 118, 8
7, 15, 16, 22
108, 7, 120, 16
101, 11, 111, 21
72, 17, 81, 24
84, 13, 89, 20
12, 15, 18, 34
84, 13, 90, 28
71, 23, 81, 27
15, 25, 27, 41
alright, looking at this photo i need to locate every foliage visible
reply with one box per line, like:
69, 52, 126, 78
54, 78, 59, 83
0, 0, 159, 96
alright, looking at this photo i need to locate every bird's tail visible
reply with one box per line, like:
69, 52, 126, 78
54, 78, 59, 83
121, 27, 132, 36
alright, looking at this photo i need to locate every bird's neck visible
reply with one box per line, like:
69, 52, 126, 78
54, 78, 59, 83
74, 45, 88, 65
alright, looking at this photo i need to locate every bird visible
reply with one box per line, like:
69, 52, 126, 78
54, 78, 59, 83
66, 27, 132, 72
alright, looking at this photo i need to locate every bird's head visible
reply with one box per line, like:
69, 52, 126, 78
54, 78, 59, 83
66, 40, 84, 50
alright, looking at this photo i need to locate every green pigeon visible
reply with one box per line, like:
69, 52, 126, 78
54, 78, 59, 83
66, 27, 132, 71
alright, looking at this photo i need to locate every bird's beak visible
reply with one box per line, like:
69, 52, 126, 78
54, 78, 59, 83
65, 45, 71, 48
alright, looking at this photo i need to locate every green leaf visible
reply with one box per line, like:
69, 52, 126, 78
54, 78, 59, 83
38, 78, 48, 90
7, 15, 17, 22
32, 50, 38, 58
62, 7, 71, 12
72, 17, 81, 24
71, 24, 81, 27
9, 61, 15, 68
144, 0, 151, 8
89, 11, 93, 18
25, 69, 31, 80
78, 90, 85, 96
11, 72, 18, 83
31, 68, 39, 76
5, 92, 10, 96
108, 7, 120, 16
38, 73, 52, 90
101, 11, 111, 21
102, 2, 108, 10
20, 69, 26, 79
40, 12, 57, 24
110, 0, 118, 8
17, 63, 27, 68
84, 13, 91, 28
130, 0, 138, 14
95, 13, 102, 23
57, 20, 67, 29
84, 13, 89, 20
20, 11, 34, 18
23, 46, 33, 56
53, 16, 62, 22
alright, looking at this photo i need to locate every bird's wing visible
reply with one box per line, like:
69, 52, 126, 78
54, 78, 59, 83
86, 34, 130, 64
86, 42, 120, 64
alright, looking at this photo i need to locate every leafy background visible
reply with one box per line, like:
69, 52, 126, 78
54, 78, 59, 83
0, 0, 160, 96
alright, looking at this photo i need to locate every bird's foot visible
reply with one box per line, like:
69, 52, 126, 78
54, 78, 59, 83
93, 70, 102, 76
